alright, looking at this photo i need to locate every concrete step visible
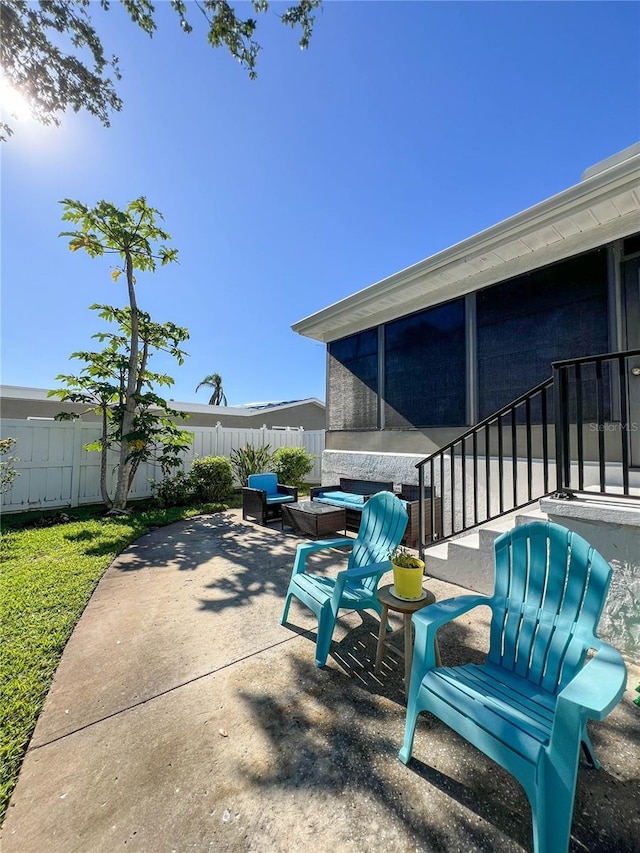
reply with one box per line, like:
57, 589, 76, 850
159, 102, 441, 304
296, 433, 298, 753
423, 501, 551, 596
425, 532, 493, 595
423, 540, 449, 561
515, 505, 549, 524
477, 516, 521, 551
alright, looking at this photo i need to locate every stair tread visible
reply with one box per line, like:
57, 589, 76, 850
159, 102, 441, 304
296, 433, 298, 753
516, 506, 548, 521
423, 542, 449, 560
448, 532, 481, 549
480, 517, 520, 533
425, 503, 551, 563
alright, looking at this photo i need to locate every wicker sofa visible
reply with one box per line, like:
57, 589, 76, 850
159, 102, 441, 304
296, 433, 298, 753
310, 478, 442, 549
310, 478, 393, 532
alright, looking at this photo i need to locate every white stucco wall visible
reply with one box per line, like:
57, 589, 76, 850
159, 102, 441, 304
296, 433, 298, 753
321, 449, 424, 489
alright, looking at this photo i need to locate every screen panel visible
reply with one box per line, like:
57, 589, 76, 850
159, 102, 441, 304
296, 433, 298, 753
384, 299, 466, 427
477, 250, 609, 420
327, 329, 378, 430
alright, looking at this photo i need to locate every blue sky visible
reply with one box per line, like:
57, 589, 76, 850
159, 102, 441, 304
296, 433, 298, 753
1, 1, 639, 406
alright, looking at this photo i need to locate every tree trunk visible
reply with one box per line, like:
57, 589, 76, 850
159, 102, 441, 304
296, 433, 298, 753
99, 403, 112, 508
112, 249, 138, 510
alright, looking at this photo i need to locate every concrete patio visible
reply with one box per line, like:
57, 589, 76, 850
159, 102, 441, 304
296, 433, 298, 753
1, 509, 638, 852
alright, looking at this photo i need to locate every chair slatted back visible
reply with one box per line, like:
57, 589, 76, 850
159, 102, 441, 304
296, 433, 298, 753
489, 522, 612, 693
347, 492, 408, 592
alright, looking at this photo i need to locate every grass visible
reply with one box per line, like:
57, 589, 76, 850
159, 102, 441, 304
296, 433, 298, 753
0, 499, 238, 823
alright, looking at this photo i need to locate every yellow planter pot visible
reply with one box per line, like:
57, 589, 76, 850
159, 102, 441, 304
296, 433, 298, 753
391, 559, 425, 600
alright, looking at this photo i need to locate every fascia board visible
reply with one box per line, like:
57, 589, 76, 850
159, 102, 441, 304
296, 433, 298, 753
293, 153, 640, 343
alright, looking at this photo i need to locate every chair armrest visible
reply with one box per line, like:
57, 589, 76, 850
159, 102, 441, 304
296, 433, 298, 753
413, 594, 490, 633
242, 486, 266, 497
557, 642, 627, 720
291, 537, 354, 575
278, 485, 298, 499
332, 560, 391, 605
410, 595, 491, 677
337, 559, 391, 584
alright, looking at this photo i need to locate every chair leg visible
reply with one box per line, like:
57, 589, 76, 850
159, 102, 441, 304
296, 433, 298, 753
530, 783, 574, 853
281, 590, 294, 625
375, 604, 390, 673
398, 694, 421, 764
528, 743, 582, 853
314, 603, 337, 667
580, 724, 600, 769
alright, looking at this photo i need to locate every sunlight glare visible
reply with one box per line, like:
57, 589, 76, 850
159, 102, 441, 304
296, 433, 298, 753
0, 78, 32, 121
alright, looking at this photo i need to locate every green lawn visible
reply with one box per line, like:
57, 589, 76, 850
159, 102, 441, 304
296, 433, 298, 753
0, 501, 236, 822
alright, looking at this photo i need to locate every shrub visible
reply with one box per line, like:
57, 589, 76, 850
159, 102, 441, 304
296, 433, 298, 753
230, 444, 274, 486
0, 436, 19, 494
152, 471, 194, 507
189, 456, 234, 502
272, 446, 314, 488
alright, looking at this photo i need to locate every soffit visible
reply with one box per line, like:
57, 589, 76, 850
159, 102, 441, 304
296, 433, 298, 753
293, 152, 640, 343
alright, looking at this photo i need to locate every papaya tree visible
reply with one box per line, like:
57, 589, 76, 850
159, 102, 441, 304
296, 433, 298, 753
50, 305, 192, 510
56, 198, 188, 510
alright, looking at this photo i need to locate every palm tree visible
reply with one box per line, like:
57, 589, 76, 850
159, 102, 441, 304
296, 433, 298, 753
196, 373, 228, 406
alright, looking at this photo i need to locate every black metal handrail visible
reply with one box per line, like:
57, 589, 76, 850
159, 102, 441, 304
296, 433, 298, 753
553, 347, 640, 497
416, 348, 640, 554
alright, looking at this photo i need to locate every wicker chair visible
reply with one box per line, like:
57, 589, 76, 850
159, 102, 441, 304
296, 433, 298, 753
242, 473, 298, 525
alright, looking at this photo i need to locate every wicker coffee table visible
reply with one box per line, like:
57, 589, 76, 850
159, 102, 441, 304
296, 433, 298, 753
281, 501, 347, 538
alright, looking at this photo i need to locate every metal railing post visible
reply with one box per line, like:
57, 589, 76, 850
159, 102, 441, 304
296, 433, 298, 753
418, 464, 425, 559
553, 364, 568, 491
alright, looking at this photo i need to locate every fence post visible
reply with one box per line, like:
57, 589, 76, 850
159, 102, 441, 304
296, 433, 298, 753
70, 420, 83, 508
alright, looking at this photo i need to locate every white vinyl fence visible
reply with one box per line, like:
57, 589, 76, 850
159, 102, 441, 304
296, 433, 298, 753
0, 419, 324, 513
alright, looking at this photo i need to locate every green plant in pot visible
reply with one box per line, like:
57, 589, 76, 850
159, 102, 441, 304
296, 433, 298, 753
389, 547, 425, 600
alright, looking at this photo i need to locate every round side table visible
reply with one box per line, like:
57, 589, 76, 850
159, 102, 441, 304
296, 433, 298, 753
375, 583, 442, 693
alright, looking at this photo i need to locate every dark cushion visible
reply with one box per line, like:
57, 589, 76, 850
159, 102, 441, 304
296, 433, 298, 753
339, 478, 393, 496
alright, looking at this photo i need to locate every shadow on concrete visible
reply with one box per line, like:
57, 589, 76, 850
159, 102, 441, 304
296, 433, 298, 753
198, 524, 358, 614
97, 513, 640, 851
240, 606, 640, 853
108, 513, 291, 572
4, 510, 638, 853
237, 648, 533, 852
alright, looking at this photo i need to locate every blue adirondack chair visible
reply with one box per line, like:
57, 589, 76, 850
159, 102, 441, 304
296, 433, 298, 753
399, 521, 627, 853
281, 491, 408, 667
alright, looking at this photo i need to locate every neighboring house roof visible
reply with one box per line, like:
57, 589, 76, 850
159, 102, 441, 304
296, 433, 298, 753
0, 386, 324, 418
293, 144, 640, 344
239, 399, 325, 411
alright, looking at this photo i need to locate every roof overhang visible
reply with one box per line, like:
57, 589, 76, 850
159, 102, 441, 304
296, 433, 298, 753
293, 145, 640, 344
